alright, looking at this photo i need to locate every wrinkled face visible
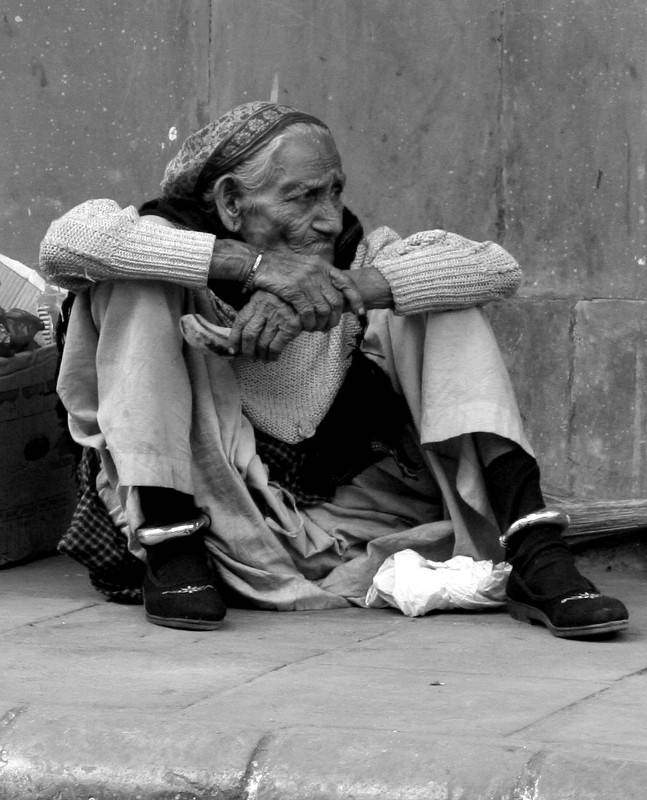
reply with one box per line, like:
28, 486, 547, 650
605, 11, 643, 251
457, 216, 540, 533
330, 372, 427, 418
238, 128, 345, 261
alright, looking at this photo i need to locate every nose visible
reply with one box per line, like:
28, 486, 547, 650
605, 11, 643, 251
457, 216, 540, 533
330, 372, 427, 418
312, 197, 343, 239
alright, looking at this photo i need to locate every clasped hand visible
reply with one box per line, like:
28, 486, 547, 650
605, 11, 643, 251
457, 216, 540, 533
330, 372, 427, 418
228, 249, 365, 361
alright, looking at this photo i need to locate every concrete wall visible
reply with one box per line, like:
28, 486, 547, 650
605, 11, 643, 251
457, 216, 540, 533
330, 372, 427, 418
1, 0, 210, 257
1, 0, 645, 500
492, 0, 647, 498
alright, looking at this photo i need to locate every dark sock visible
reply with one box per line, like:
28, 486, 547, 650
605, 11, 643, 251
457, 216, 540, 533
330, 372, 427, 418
482, 447, 545, 531
482, 447, 589, 595
139, 487, 198, 527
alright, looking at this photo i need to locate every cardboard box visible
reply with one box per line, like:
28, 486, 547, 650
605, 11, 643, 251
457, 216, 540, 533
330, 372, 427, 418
0, 345, 77, 566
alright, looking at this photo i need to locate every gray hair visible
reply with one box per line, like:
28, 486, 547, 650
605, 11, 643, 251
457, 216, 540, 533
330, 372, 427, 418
202, 121, 330, 213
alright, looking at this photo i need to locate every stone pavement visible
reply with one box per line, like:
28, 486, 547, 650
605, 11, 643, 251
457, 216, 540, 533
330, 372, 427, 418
0, 551, 646, 800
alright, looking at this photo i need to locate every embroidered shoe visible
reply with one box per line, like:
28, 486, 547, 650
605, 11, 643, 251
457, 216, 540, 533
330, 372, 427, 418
506, 570, 628, 639
142, 535, 226, 631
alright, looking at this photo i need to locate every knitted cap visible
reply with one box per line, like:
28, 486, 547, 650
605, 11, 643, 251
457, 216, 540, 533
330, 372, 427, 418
161, 101, 329, 199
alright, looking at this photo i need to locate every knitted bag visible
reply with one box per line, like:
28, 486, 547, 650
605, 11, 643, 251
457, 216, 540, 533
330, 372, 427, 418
232, 315, 361, 443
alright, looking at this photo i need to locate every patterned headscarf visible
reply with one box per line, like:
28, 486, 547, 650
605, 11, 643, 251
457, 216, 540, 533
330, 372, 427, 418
161, 101, 329, 200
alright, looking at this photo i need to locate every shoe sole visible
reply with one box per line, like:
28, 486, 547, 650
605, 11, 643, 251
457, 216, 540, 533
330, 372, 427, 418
507, 599, 628, 639
145, 612, 225, 631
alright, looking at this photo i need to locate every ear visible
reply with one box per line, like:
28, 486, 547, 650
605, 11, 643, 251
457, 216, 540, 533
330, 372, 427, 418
211, 175, 245, 233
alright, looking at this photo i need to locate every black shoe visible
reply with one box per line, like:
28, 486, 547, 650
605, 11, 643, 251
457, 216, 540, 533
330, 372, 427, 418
506, 570, 628, 639
143, 535, 226, 631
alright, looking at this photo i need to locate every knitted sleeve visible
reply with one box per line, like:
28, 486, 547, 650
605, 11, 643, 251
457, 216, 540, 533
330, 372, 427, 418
356, 226, 522, 315
39, 199, 214, 291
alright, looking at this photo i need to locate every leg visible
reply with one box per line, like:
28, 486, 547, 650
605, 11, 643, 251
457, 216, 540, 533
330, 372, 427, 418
58, 281, 225, 629
362, 306, 532, 557
58, 280, 194, 497
364, 307, 628, 637
483, 446, 627, 637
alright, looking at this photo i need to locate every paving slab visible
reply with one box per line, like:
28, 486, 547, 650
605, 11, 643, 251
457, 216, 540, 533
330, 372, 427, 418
0, 554, 646, 799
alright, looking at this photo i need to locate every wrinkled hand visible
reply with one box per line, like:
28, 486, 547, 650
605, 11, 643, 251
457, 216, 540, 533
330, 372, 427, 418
228, 290, 303, 361
251, 247, 365, 332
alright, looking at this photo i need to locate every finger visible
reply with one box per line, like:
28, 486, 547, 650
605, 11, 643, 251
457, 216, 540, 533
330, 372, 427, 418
330, 269, 366, 320
283, 265, 337, 331
296, 271, 343, 331
254, 319, 279, 361
228, 307, 255, 354
311, 296, 336, 332
253, 254, 319, 330
289, 297, 317, 332
229, 302, 267, 358
278, 280, 322, 331
239, 317, 266, 358
319, 284, 345, 329
267, 327, 299, 361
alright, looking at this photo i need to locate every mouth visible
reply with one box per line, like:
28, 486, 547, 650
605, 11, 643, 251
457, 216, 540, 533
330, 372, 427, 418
300, 239, 335, 260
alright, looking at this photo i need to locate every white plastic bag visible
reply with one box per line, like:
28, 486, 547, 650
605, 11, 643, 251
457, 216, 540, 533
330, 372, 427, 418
365, 549, 511, 617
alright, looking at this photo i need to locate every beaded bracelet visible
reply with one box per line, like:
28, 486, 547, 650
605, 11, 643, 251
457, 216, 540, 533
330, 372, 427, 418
242, 252, 263, 293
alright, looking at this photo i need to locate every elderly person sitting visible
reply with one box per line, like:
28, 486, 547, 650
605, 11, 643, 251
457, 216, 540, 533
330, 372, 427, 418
40, 101, 627, 638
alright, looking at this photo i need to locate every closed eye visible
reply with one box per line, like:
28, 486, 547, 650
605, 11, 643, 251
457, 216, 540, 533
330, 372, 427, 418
285, 188, 316, 203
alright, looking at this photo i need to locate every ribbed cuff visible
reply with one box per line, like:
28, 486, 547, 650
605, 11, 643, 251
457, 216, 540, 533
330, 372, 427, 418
111, 224, 213, 288
373, 237, 521, 315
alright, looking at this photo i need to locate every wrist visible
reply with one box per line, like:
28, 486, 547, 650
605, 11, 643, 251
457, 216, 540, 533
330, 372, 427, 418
208, 239, 257, 282
242, 251, 264, 293
350, 268, 394, 310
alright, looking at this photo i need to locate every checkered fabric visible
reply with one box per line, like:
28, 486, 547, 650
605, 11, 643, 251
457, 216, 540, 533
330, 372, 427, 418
254, 432, 333, 507
57, 448, 144, 603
